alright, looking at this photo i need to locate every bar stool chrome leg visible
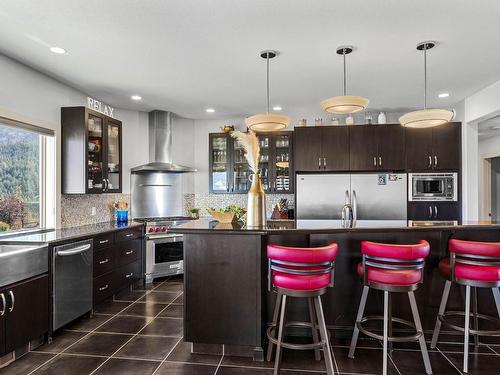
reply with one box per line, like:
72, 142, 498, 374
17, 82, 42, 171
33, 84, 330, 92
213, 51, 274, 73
493, 288, 500, 318
382, 291, 389, 375
308, 298, 321, 361
430, 280, 451, 349
464, 285, 471, 373
472, 287, 479, 349
273, 294, 288, 375
314, 296, 335, 375
267, 292, 283, 362
348, 285, 369, 359
408, 291, 432, 375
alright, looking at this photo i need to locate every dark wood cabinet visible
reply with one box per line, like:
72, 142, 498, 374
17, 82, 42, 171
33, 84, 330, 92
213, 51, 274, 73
406, 122, 460, 171
294, 126, 349, 172
408, 202, 461, 221
209, 131, 294, 194
92, 228, 144, 305
0, 274, 49, 356
349, 125, 405, 171
62, 107, 122, 194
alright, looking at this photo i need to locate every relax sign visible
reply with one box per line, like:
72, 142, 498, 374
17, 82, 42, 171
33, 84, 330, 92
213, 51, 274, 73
87, 97, 115, 118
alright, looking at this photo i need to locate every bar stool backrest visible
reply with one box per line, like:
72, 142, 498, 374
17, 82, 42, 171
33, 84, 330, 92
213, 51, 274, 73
448, 239, 500, 282
266, 243, 338, 290
360, 240, 430, 286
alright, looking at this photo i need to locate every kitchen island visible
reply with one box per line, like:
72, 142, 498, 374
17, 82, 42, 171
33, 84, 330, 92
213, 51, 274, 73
171, 219, 500, 360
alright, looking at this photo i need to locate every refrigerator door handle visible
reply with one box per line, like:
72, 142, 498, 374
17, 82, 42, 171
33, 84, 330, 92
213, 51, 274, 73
318, 157, 322, 169
352, 190, 357, 224
373, 157, 377, 167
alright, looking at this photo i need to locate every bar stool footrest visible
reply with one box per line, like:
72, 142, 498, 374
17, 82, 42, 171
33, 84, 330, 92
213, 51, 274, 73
267, 321, 331, 351
438, 311, 500, 337
358, 315, 422, 342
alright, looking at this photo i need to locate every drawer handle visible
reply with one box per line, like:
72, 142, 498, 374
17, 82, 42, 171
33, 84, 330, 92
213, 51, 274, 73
125, 250, 134, 255
8, 291, 14, 313
125, 272, 134, 278
99, 258, 109, 264
125, 233, 134, 238
0, 293, 5, 316
99, 239, 109, 244
99, 284, 109, 291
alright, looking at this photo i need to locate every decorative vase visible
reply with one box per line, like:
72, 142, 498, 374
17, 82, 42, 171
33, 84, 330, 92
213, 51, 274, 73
378, 111, 387, 124
346, 115, 354, 125
247, 173, 267, 228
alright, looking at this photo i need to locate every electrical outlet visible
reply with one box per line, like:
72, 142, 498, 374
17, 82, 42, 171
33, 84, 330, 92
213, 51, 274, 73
91, 207, 97, 216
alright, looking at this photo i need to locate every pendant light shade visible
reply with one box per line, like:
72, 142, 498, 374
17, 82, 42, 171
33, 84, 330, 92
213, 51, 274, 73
246, 50, 290, 132
321, 46, 369, 115
400, 41, 454, 128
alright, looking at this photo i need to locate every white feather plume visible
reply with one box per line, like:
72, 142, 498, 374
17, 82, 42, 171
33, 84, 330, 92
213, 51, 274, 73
231, 130, 260, 174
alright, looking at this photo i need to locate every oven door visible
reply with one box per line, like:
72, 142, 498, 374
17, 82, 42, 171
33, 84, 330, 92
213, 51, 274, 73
412, 177, 446, 200
146, 234, 184, 282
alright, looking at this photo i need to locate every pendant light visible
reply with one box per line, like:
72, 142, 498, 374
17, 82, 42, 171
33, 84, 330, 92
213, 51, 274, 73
399, 41, 454, 128
245, 50, 290, 132
321, 46, 369, 114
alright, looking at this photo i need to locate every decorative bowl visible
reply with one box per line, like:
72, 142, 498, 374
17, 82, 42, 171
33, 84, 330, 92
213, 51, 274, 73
207, 209, 240, 223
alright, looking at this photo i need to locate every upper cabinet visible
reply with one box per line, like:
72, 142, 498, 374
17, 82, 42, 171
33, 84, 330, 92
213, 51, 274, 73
294, 126, 349, 172
62, 107, 122, 194
209, 131, 294, 194
349, 125, 405, 171
406, 122, 461, 171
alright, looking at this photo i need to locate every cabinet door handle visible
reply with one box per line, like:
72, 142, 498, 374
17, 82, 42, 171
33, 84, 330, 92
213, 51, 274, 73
99, 258, 109, 264
125, 250, 134, 255
429, 206, 433, 219
379, 156, 382, 167
99, 284, 109, 291
373, 157, 377, 167
323, 157, 327, 168
434, 156, 438, 167
99, 239, 109, 244
428, 156, 432, 167
125, 272, 134, 278
8, 291, 14, 313
318, 157, 322, 168
0, 293, 5, 316
126, 233, 134, 238
434, 205, 438, 219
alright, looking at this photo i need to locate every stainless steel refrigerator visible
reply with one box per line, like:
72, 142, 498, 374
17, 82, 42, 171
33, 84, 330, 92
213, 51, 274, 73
296, 173, 407, 221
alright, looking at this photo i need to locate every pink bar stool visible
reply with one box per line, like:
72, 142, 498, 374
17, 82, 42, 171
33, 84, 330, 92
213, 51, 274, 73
348, 240, 432, 375
431, 239, 500, 373
266, 243, 338, 375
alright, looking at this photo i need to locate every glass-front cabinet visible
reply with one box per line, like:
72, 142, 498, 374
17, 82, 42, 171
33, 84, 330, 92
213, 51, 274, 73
62, 107, 122, 194
208, 131, 293, 194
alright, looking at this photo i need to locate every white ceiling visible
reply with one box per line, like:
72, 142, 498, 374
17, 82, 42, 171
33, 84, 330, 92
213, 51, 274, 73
1, 0, 500, 119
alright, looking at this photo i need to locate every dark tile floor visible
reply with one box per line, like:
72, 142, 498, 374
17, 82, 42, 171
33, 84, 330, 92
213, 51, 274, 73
1, 276, 500, 374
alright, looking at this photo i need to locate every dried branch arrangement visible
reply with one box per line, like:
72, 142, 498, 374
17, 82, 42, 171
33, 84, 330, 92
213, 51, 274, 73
230, 130, 260, 174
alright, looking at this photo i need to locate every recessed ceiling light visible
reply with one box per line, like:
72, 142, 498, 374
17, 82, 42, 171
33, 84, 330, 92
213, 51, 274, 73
273, 106, 282, 111
131, 95, 142, 101
438, 92, 450, 98
50, 46, 66, 54
206, 108, 215, 113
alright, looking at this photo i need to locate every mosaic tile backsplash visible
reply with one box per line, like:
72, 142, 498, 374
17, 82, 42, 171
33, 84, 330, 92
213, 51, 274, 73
61, 192, 294, 227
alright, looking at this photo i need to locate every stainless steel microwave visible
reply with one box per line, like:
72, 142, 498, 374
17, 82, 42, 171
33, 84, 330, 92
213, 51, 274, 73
408, 173, 458, 201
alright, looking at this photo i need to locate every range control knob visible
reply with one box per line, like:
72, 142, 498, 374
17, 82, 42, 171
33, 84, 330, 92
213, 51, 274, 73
161, 226, 167, 232
155, 227, 161, 232
148, 228, 154, 233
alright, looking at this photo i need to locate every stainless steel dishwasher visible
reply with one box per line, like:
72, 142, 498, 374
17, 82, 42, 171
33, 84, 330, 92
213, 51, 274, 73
53, 239, 93, 331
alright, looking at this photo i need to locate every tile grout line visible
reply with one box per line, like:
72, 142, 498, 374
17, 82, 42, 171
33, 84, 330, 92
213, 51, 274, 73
435, 347, 463, 374
213, 343, 225, 375
150, 336, 183, 375
25, 279, 170, 375
88, 289, 183, 375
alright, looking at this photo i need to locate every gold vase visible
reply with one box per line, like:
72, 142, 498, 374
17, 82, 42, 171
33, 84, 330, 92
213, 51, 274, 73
247, 173, 267, 228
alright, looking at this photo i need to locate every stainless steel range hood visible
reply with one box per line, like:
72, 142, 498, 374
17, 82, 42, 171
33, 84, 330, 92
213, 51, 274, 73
131, 110, 196, 173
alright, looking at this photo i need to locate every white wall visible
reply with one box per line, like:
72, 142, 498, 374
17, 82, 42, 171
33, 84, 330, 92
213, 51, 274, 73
0, 54, 149, 226
478, 133, 500, 219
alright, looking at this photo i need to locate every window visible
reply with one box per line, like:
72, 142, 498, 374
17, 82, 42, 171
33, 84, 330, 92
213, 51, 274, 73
0, 120, 55, 233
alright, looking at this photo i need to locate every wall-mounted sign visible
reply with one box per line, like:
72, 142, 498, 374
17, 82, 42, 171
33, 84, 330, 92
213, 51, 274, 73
87, 97, 115, 118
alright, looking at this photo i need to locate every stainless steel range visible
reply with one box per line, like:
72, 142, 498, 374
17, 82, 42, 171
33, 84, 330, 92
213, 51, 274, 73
135, 217, 192, 283
130, 110, 196, 284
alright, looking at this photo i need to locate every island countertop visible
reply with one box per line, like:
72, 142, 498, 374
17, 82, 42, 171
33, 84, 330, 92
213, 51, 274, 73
170, 218, 500, 234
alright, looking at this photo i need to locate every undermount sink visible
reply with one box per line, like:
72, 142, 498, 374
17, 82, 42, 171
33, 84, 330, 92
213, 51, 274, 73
0, 242, 48, 287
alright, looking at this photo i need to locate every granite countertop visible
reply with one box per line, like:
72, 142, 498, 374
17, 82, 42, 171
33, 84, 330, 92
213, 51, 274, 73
169, 218, 500, 234
0, 221, 144, 245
